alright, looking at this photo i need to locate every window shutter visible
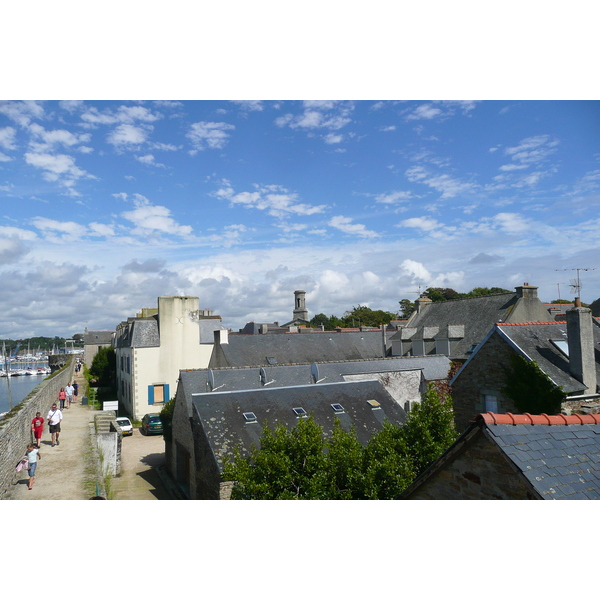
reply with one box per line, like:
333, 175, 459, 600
163, 384, 170, 403
148, 385, 154, 405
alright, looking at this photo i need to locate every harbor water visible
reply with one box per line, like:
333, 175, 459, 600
0, 364, 50, 415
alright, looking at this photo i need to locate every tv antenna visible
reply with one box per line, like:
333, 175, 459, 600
554, 282, 565, 300
555, 268, 597, 298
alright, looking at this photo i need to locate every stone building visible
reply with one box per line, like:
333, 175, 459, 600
401, 412, 600, 500
83, 329, 115, 368
450, 300, 600, 432
390, 284, 554, 361
167, 375, 408, 499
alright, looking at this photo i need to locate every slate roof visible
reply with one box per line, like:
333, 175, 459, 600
191, 379, 407, 471
481, 413, 600, 499
179, 355, 450, 405
452, 321, 600, 394
210, 330, 390, 368
390, 291, 552, 360
83, 330, 114, 345
116, 318, 160, 348
403, 412, 600, 500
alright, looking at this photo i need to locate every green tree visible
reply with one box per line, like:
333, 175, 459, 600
398, 299, 415, 319
89, 346, 116, 387
309, 312, 344, 330
502, 353, 566, 415
400, 383, 458, 477
341, 305, 396, 328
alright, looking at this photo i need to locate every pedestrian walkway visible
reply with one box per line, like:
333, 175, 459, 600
7, 368, 93, 500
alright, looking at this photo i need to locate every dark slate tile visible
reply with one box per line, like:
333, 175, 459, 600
584, 489, 600, 500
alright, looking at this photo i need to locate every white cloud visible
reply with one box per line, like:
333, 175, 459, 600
136, 154, 165, 167
274, 101, 353, 137
24, 152, 94, 190
399, 216, 442, 232
0, 152, 12, 162
230, 101, 264, 111
107, 124, 152, 148
88, 222, 116, 237
30, 217, 85, 242
324, 133, 343, 144
405, 165, 477, 198
216, 183, 326, 218
121, 197, 193, 237
375, 190, 413, 204
0, 101, 44, 126
187, 121, 235, 152
0, 126, 17, 150
492, 212, 531, 234
328, 215, 378, 238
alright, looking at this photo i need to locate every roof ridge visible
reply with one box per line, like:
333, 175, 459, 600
497, 321, 566, 326
478, 412, 600, 426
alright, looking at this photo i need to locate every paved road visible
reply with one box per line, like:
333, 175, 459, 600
7, 367, 171, 500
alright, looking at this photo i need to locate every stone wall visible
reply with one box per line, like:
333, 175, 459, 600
405, 429, 538, 500
93, 411, 122, 477
0, 358, 73, 498
452, 331, 518, 432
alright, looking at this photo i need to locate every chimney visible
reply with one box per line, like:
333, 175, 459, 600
515, 283, 538, 299
415, 296, 432, 314
381, 323, 387, 357
566, 299, 597, 393
213, 328, 229, 347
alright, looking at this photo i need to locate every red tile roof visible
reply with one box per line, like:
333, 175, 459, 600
478, 412, 600, 426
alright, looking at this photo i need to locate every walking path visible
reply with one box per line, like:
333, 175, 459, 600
7, 366, 171, 500
8, 368, 94, 500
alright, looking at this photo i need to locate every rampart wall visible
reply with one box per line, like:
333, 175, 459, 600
0, 357, 73, 498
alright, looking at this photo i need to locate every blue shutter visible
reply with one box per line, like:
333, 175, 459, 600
148, 385, 154, 405
163, 384, 170, 403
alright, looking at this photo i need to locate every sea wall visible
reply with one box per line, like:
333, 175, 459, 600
0, 358, 73, 498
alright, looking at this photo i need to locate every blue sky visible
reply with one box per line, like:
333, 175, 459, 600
1, 2, 599, 340
1, 99, 598, 338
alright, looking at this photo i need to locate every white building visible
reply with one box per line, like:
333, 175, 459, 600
115, 296, 222, 420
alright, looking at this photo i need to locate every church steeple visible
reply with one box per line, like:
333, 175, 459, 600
293, 290, 308, 322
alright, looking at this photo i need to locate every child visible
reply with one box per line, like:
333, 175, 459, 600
26, 444, 41, 490
31, 412, 44, 448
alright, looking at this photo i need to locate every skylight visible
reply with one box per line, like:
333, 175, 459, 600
331, 403, 344, 413
367, 399, 381, 409
550, 339, 569, 356
243, 412, 257, 422
293, 407, 307, 417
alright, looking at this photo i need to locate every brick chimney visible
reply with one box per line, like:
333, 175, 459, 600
415, 296, 432, 314
566, 298, 597, 393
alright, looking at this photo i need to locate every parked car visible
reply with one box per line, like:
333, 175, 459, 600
116, 416, 133, 436
141, 413, 163, 435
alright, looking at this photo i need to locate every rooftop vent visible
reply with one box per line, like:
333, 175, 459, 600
293, 407, 307, 418
266, 356, 277, 365
243, 412, 257, 423
367, 399, 381, 409
331, 403, 345, 413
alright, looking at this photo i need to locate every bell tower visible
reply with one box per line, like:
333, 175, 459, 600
293, 290, 308, 322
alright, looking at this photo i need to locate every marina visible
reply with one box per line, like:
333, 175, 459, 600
0, 350, 52, 415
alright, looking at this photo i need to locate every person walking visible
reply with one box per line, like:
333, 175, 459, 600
65, 382, 74, 409
58, 387, 67, 410
31, 412, 44, 448
72, 381, 79, 404
26, 443, 41, 490
47, 403, 63, 447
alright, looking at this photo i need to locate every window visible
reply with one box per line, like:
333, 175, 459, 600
293, 407, 307, 417
485, 395, 498, 413
331, 403, 344, 413
243, 412, 257, 422
550, 339, 569, 356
